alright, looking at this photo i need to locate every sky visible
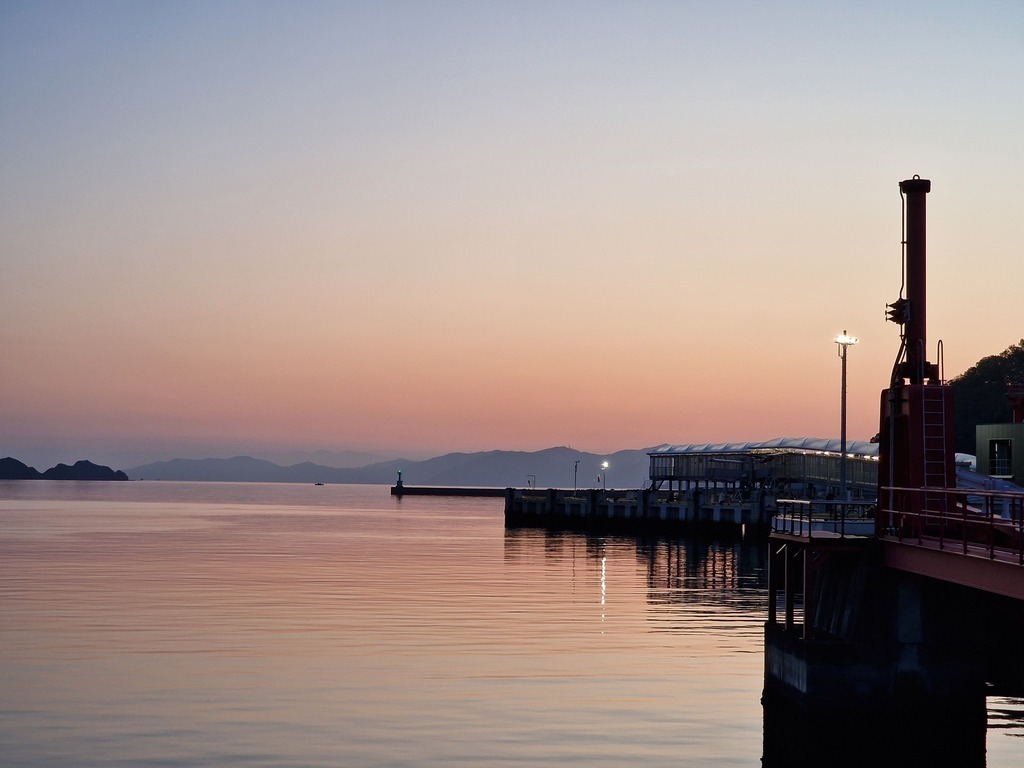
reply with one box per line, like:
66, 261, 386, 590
2, 1, 1022, 469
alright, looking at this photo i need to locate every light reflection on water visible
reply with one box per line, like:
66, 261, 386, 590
1, 481, 1020, 766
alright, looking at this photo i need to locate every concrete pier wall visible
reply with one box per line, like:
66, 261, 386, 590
504, 487, 770, 534
762, 543, 1021, 738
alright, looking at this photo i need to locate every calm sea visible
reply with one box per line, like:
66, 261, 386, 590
1, 481, 1020, 767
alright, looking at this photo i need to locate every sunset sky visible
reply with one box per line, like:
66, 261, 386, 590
3, 2, 1022, 469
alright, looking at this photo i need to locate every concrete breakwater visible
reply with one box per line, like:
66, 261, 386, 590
504, 487, 770, 534
391, 484, 506, 497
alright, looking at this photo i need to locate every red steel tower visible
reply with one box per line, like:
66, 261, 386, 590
877, 177, 956, 534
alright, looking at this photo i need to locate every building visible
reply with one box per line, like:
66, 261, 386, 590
974, 384, 1024, 486
648, 437, 880, 503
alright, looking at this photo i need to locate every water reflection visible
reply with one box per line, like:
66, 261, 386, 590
635, 536, 766, 593
504, 527, 1024, 765
504, 529, 767, 593
504, 528, 768, 621
5, 484, 1021, 766
990, 695, 1024, 731
762, 687, 988, 768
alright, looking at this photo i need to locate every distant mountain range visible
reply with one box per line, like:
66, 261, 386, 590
230, 448, 400, 468
128, 446, 661, 488
0, 457, 129, 481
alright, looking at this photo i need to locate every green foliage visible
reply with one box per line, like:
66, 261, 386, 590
949, 339, 1024, 453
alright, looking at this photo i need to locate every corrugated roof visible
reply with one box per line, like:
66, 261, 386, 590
648, 437, 879, 457
650, 439, 977, 468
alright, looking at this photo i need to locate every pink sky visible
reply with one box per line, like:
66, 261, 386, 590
2, 3, 1022, 469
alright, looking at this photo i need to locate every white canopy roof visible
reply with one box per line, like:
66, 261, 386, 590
649, 437, 879, 458
650, 438, 977, 468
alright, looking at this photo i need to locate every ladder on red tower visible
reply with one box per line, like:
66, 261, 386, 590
920, 386, 951, 519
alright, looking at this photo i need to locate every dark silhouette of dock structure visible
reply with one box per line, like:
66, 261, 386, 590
762, 177, 1024, 763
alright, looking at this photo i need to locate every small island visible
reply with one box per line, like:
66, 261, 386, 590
0, 457, 129, 481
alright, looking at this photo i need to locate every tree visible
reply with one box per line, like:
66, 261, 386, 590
949, 339, 1024, 454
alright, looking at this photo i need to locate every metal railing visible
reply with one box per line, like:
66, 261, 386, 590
878, 485, 1024, 565
771, 499, 876, 540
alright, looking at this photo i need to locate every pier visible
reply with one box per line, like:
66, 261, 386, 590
504, 486, 769, 534
762, 177, 1024, 759
496, 175, 1024, 756
503, 438, 885, 535
391, 484, 505, 498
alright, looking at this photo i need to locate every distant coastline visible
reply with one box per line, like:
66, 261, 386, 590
125, 447, 655, 488
2, 446, 657, 488
0, 457, 129, 481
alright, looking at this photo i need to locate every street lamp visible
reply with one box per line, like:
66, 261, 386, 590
835, 331, 859, 504
574, 460, 580, 494
601, 461, 609, 490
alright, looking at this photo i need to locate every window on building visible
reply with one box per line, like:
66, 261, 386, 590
989, 439, 1013, 477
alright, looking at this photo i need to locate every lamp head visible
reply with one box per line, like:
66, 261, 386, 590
835, 331, 859, 347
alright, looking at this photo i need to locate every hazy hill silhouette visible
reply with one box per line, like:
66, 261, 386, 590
129, 446, 660, 488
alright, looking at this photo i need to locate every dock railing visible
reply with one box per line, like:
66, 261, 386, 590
772, 499, 876, 540
878, 485, 1024, 565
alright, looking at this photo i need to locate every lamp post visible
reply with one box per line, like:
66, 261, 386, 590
574, 460, 580, 494
601, 461, 609, 490
835, 331, 859, 504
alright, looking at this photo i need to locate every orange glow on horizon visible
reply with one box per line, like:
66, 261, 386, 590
3, 5, 1021, 467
